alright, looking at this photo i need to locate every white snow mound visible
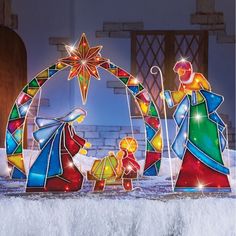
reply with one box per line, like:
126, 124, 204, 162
0, 197, 235, 236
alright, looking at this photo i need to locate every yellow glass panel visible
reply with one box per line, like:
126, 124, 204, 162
151, 131, 162, 151
8, 154, 25, 172
27, 88, 39, 97
196, 91, 204, 103
36, 70, 49, 78
127, 76, 139, 86
137, 99, 149, 115
119, 137, 138, 153
56, 62, 67, 70
171, 91, 186, 105
108, 68, 117, 75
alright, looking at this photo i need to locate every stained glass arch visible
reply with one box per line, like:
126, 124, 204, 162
5, 36, 163, 180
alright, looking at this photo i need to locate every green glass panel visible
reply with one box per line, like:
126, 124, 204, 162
139, 84, 144, 91
23, 85, 28, 94
79, 75, 83, 82
119, 77, 129, 84
49, 65, 56, 70
147, 141, 155, 151
10, 104, 20, 120
155, 160, 161, 171
94, 159, 105, 178
14, 144, 22, 154
109, 156, 118, 166
148, 102, 158, 117
29, 78, 39, 88
189, 101, 223, 164
102, 158, 115, 179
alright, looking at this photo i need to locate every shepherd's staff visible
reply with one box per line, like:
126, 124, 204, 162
150, 66, 174, 192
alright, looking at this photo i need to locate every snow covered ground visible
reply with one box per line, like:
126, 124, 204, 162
0, 148, 235, 236
0, 196, 235, 236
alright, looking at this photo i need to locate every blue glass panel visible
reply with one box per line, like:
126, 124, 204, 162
35, 117, 60, 128
209, 112, 225, 128
145, 123, 156, 140
174, 187, 231, 193
6, 131, 18, 154
143, 165, 157, 176
60, 108, 86, 122
219, 125, 224, 132
191, 91, 197, 105
27, 137, 54, 187
110, 63, 117, 69
172, 115, 188, 159
200, 90, 223, 113
13, 129, 23, 143
164, 91, 174, 108
48, 125, 63, 177
219, 131, 226, 151
12, 167, 26, 179
18, 100, 31, 117
173, 95, 189, 126
128, 86, 139, 94
49, 69, 58, 77
34, 124, 62, 149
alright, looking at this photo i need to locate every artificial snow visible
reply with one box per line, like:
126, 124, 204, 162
0, 196, 235, 236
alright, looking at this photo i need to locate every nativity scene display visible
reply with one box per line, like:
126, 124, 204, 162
4, 33, 231, 193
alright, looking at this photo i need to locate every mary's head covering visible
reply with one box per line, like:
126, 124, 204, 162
59, 108, 87, 122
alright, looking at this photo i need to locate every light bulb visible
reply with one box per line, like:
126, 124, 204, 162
198, 184, 203, 189
195, 114, 201, 121
81, 60, 87, 65
68, 162, 73, 167
69, 46, 75, 51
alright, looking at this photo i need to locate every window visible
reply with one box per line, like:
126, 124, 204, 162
131, 30, 208, 117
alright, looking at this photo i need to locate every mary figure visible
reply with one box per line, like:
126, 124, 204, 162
26, 108, 91, 192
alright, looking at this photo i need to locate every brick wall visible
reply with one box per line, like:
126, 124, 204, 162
74, 125, 146, 160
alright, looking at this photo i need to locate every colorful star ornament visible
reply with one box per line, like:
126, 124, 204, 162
87, 137, 140, 191
59, 33, 108, 104
164, 59, 231, 192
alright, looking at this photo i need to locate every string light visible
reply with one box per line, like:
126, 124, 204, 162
198, 184, 203, 189
127, 165, 133, 171
195, 113, 201, 121
81, 60, 87, 65
68, 162, 73, 167
69, 46, 75, 52
133, 78, 139, 84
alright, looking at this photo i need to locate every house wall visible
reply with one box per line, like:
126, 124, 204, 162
11, 0, 235, 152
